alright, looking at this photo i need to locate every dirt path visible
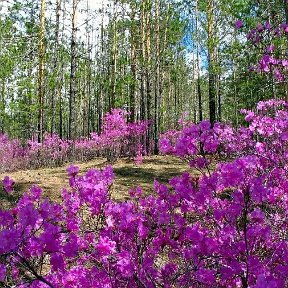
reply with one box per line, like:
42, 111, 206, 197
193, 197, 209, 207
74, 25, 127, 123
0, 156, 190, 204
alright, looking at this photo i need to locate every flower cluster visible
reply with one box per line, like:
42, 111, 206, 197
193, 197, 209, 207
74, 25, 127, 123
27, 133, 70, 168
0, 99, 287, 287
97, 109, 148, 162
0, 133, 28, 172
236, 19, 288, 81
0, 109, 148, 172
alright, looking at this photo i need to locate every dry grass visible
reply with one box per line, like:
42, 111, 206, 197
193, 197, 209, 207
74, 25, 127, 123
0, 155, 190, 206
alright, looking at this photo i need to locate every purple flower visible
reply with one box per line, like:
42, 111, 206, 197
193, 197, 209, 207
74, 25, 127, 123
264, 21, 271, 30
2, 176, 14, 193
116, 251, 134, 277
282, 59, 288, 67
281, 23, 288, 33
256, 23, 264, 32
235, 19, 243, 29
199, 120, 211, 131
196, 268, 216, 285
266, 45, 275, 53
66, 164, 79, 177
96, 236, 116, 257
274, 68, 284, 81
50, 253, 65, 271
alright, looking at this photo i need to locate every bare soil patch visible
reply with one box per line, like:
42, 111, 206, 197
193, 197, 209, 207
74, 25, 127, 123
0, 156, 190, 206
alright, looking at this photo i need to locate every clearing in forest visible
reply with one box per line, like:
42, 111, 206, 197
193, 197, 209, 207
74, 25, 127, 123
0, 156, 190, 204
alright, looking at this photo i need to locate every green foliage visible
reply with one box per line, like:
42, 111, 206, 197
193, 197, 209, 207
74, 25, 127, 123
0, 0, 286, 143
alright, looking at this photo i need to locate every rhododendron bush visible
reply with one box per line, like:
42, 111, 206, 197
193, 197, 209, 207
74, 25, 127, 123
73, 109, 148, 163
0, 109, 148, 171
1, 100, 288, 287
236, 19, 288, 82
97, 109, 148, 162
0, 134, 29, 172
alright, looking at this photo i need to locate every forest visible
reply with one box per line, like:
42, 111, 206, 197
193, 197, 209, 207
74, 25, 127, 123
0, 0, 288, 287
0, 0, 286, 148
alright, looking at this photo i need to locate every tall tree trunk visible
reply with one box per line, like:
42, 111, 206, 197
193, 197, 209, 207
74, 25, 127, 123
51, 0, 61, 135
195, 0, 202, 122
216, 48, 221, 121
140, 0, 147, 151
110, 1, 117, 110
37, 0, 46, 142
145, 0, 152, 154
217, 73, 222, 121
98, 1, 105, 131
129, 1, 137, 122
154, 0, 160, 154
230, 26, 239, 125
160, 3, 169, 129
85, 0, 92, 136
69, 0, 79, 140
87, 54, 92, 137
284, 0, 288, 24
59, 0, 67, 139
192, 51, 197, 123
207, 0, 216, 124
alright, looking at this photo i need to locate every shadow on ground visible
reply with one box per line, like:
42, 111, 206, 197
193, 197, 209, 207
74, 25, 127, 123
0, 155, 190, 202
114, 166, 185, 185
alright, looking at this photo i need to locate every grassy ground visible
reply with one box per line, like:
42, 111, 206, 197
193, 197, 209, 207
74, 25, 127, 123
0, 155, 191, 206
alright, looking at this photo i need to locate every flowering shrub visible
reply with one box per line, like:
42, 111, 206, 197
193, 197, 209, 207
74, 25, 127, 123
0, 109, 148, 172
236, 19, 288, 82
98, 109, 148, 162
0, 134, 28, 172
73, 109, 148, 162
0, 99, 288, 287
27, 133, 70, 168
